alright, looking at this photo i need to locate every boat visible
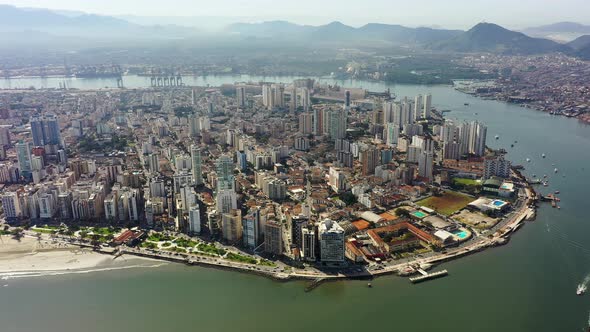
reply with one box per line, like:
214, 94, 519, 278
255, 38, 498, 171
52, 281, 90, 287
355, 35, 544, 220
555, 190, 560, 195
510, 144, 514, 148
543, 174, 547, 178
554, 168, 559, 173
532, 174, 537, 178
542, 153, 546, 158
367, 283, 372, 288
577, 284, 586, 295
464, 103, 470, 106
514, 140, 518, 143
526, 158, 531, 162
495, 135, 500, 140
543, 182, 549, 187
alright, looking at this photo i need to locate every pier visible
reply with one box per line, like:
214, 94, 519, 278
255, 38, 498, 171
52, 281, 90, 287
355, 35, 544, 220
409, 270, 449, 283
304, 278, 327, 292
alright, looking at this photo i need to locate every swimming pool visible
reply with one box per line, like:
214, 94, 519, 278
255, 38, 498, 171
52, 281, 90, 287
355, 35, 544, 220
453, 231, 468, 239
492, 200, 505, 206
411, 211, 427, 218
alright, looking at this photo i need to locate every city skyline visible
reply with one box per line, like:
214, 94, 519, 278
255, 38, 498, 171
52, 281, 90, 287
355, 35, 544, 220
1, 0, 589, 29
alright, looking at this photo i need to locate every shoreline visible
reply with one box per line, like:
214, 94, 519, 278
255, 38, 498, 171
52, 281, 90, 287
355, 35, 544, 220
0, 236, 164, 281
0, 168, 536, 284
453, 83, 590, 125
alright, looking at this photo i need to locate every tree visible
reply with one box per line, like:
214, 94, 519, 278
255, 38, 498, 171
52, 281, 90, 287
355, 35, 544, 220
395, 208, 411, 218
11, 228, 24, 241
340, 192, 357, 206
90, 234, 101, 248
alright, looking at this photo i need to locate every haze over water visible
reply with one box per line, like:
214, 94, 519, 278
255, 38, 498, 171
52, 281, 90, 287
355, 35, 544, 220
1, 76, 589, 332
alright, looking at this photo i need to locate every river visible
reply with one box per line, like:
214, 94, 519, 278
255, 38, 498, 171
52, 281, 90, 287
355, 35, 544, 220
0, 75, 589, 332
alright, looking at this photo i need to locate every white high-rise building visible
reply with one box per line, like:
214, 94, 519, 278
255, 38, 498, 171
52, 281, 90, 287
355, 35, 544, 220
384, 123, 400, 147
400, 102, 413, 127
221, 209, 243, 243
190, 146, 203, 186
411, 136, 434, 153
243, 208, 260, 248
188, 205, 201, 234
236, 86, 246, 108
299, 113, 313, 135
1, 192, 21, 218
423, 94, 432, 119
148, 153, 160, 173
414, 95, 423, 120
175, 155, 192, 172
104, 194, 117, 220
318, 219, 345, 263
328, 167, 346, 193
484, 154, 511, 179
38, 193, 56, 218
467, 121, 487, 156
0, 126, 11, 146
418, 151, 434, 181
216, 189, 237, 214
302, 227, 316, 261
173, 172, 192, 194
299, 87, 311, 112
443, 142, 462, 160
441, 122, 459, 145
407, 146, 423, 163
188, 115, 200, 137
329, 108, 347, 141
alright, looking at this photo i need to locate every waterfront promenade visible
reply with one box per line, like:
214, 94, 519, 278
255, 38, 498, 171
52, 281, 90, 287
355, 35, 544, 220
16, 174, 536, 283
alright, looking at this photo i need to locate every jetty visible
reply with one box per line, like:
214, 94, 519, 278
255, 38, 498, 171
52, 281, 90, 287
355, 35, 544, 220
409, 269, 448, 283
305, 278, 327, 292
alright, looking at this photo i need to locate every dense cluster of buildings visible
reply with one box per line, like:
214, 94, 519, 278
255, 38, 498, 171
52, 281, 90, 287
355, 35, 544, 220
0, 78, 515, 266
459, 54, 590, 122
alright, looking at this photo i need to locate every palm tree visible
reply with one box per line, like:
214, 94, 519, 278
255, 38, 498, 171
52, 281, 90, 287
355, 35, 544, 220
90, 234, 101, 249
11, 228, 24, 242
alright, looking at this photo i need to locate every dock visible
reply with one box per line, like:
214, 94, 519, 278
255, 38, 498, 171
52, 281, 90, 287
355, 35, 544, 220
304, 278, 327, 292
409, 269, 448, 283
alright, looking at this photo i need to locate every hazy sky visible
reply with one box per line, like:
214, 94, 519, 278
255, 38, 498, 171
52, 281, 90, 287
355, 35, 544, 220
1, 0, 589, 28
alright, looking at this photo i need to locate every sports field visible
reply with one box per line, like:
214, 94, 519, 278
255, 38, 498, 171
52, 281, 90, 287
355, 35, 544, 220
417, 191, 475, 216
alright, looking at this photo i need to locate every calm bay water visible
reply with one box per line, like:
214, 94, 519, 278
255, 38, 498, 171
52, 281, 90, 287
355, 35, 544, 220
1, 76, 589, 332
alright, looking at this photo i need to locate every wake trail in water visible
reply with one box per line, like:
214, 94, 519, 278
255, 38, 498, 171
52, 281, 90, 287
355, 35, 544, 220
0, 262, 168, 281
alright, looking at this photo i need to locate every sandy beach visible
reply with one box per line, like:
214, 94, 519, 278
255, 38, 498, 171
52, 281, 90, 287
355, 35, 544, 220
0, 235, 162, 278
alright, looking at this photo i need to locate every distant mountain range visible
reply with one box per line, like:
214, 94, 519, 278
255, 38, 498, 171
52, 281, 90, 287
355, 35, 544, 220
567, 35, 590, 59
0, 5, 197, 40
228, 21, 578, 55
522, 22, 590, 41
226, 20, 462, 45
1, 5, 590, 59
432, 23, 568, 54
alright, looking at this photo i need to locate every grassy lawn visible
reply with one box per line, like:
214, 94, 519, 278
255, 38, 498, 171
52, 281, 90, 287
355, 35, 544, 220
166, 247, 187, 254
174, 238, 199, 248
32, 228, 58, 234
148, 233, 174, 242
196, 243, 226, 256
140, 242, 158, 249
453, 178, 480, 186
226, 253, 258, 264
258, 259, 277, 267
417, 191, 475, 216
91, 227, 119, 236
